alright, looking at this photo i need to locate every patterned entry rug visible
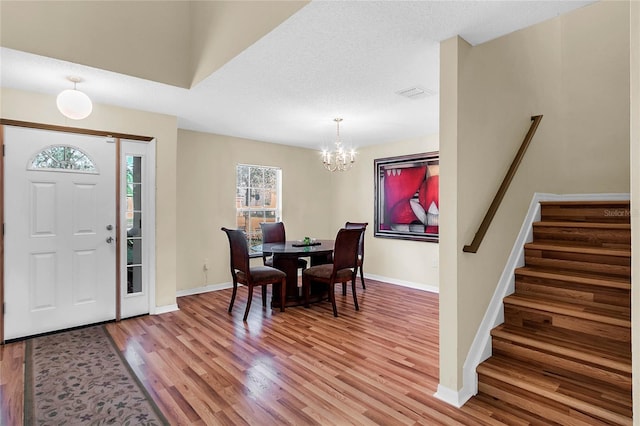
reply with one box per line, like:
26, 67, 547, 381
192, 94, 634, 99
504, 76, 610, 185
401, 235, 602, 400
24, 325, 168, 425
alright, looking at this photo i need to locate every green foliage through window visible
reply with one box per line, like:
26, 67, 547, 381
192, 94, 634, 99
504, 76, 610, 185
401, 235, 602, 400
30, 145, 96, 172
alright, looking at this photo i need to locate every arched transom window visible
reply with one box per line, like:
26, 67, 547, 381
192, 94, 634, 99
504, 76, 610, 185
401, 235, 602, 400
29, 145, 97, 173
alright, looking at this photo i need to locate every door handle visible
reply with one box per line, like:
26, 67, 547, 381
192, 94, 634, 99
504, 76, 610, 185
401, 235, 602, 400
106, 237, 114, 244
106, 224, 113, 231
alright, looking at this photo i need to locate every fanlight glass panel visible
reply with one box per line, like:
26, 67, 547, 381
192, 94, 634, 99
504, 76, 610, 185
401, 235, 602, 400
29, 145, 97, 173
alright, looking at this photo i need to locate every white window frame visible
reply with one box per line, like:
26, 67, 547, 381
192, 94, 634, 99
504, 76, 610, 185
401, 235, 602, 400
120, 139, 156, 318
236, 164, 282, 255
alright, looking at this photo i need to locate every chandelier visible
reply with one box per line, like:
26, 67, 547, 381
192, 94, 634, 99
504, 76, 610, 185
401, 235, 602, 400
321, 118, 356, 172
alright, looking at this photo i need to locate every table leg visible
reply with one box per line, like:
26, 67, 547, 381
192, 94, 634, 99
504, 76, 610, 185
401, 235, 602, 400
271, 251, 334, 308
272, 255, 300, 307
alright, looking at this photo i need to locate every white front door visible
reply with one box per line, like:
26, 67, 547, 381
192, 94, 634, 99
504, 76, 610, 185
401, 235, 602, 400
4, 126, 116, 340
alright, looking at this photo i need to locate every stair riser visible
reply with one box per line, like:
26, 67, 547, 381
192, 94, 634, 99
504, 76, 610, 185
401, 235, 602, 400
525, 254, 630, 278
477, 374, 630, 426
491, 338, 632, 391
504, 305, 630, 343
540, 204, 631, 224
473, 201, 632, 424
491, 326, 632, 373
515, 279, 630, 309
533, 227, 630, 247
526, 248, 630, 268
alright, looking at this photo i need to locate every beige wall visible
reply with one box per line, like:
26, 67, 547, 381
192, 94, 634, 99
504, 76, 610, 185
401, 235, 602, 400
439, 35, 464, 392
176, 129, 334, 291
190, 1, 307, 87
439, 1, 631, 391
630, 0, 639, 421
176, 129, 441, 292
0, 87, 440, 309
0, 87, 179, 308
0, 1, 192, 88
329, 136, 440, 289
0, 1, 307, 89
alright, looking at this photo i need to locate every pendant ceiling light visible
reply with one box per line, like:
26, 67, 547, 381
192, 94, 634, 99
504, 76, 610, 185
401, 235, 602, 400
321, 118, 356, 172
56, 76, 93, 120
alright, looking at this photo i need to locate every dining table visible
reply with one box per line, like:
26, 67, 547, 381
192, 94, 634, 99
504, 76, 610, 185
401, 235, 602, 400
261, 239, 334, 307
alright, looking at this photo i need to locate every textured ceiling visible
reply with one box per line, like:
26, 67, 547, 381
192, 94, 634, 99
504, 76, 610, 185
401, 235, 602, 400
0, 1, 595, 150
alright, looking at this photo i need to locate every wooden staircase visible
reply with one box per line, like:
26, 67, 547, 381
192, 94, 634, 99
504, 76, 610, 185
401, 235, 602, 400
473, 200, 632, 425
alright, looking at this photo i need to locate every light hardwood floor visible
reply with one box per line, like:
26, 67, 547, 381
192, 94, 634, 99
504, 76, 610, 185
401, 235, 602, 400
2, 280, 516, 425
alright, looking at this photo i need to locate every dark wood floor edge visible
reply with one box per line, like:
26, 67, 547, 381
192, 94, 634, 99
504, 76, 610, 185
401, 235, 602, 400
23, 340, 33, 426
102, 325, 171, 426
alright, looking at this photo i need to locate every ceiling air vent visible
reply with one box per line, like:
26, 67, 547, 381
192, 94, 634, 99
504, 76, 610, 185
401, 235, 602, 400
396, 86, 435, 100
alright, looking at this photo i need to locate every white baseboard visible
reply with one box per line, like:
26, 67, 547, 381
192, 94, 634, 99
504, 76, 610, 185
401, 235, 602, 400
364, 273, 439, 294
442, 192, 630, 407
176, 282, 234, 298
434, 384, 473, 408
153, 303, 180, 315
175, 275, 437, 299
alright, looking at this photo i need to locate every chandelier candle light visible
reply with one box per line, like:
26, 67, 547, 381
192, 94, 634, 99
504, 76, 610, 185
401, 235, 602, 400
322, 118, 356, 172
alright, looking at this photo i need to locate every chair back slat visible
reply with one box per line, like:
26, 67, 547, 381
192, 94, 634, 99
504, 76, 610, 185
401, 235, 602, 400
332, 228, 363, 272
345, 221, 367, 257
260, 222, 286, 264
221, 227, 250, 276
260, 222, 286, 244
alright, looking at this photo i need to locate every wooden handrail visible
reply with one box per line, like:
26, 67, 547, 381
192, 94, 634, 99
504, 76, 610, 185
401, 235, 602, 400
463, 115, 543, 253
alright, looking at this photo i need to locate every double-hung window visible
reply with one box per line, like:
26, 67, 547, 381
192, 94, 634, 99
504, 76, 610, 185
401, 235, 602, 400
236, 164, 282, 255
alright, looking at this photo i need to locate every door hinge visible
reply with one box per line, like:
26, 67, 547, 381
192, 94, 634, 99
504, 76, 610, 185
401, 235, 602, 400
2, 303, 5, 315
2, 144, 5, 156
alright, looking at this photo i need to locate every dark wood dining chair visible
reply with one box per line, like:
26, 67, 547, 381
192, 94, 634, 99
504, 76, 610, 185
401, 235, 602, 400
302, 228, 363, 317
260, 222, 308, 271
221, 227, 286, 321
345, 221, 368, 289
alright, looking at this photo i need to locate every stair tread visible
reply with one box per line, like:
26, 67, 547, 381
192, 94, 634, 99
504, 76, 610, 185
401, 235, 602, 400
525, 241, 630, 257
478, 202, 632, 424
533, 221, 631, 229
492, 324, 631, 371
539, 200, 630, 206
477, 379, 623, 426
515, 266, 630, 289
479, 354, 633, 402
504, 294, 630, 325
468, 393, 563, 426
477, 355, 632, 423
